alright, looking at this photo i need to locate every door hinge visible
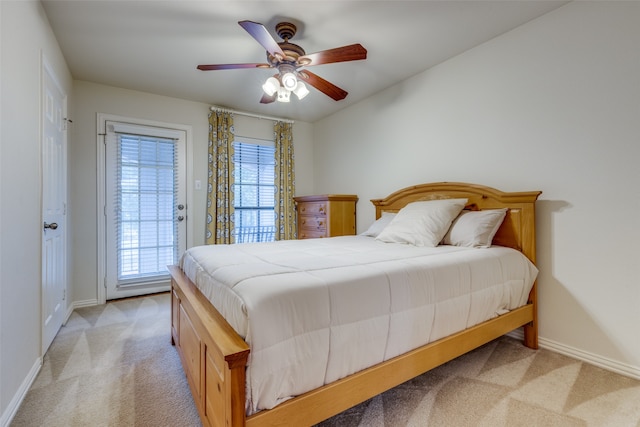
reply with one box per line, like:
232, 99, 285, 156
63, 289, 66, 301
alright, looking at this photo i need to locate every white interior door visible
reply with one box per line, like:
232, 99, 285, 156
104, 121, 187, 300
42, 58, 67, 354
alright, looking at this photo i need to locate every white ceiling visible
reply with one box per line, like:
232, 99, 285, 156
41, 1, 568, 123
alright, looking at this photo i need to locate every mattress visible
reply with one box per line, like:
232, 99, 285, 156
179, 235, 538, 414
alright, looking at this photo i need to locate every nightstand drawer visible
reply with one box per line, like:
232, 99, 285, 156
298, 229, 327, 239
297, 202, 327, 216
299, 215, 326, 231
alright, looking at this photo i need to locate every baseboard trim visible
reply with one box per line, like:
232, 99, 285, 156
508, 330, 640, 381
64, 299, 98, 324
72, 298, 98, 310
0, 357, 42, 427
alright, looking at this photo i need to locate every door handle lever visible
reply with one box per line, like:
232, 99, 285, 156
44, 222, 58, 230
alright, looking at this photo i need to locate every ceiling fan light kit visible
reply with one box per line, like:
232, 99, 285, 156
198, 20, 367, 104
261, 75, 308, 102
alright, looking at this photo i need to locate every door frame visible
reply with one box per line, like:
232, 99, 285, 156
96, 113, 193, 304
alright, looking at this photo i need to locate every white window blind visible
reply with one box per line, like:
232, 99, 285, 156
116, 132, 178, 283
233, 139, 276, 243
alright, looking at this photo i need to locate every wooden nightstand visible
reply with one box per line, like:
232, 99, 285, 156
294, 194, 358, 239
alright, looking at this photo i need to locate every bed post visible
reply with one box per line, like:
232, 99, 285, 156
523, 283, 538, 349
515, 192, 540, 350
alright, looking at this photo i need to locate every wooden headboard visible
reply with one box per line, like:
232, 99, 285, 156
371, 182, 542, 264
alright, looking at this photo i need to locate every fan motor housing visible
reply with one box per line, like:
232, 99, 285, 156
268, 42, 305, 65
267, 22, 306, 65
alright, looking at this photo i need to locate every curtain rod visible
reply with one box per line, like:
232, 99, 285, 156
209, 106, 294, 124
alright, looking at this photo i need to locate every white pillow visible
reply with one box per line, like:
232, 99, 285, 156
375, 199, 467, 247
360, 212, 396, 237
443, 208, 507, 248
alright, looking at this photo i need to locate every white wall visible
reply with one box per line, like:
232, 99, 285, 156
0, 1, 73, 423
70, 81, 314, 303
313, 1, 640, 376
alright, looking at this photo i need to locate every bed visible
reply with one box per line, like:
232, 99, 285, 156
169, 182, 541, 427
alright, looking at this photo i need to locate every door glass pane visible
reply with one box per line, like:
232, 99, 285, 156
117, 134, 177, 282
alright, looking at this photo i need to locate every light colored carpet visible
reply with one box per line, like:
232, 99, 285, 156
317, 336, 640, 427
11, 293, 201, 427
11, 293, 640, 426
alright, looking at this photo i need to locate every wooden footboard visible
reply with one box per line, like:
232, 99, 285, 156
170, 265, 249, 427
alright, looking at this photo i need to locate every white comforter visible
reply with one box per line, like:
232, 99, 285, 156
180, 236, 538, 414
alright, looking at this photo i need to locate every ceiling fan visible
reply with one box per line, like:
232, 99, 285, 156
197, 20, 367, 104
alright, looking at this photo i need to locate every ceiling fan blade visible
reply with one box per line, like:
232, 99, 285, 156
238, 20, 286, 59
298, 70, 348, 101
197, 63, 271, 71
260, 93, 277, 104
299, 44, 367, 66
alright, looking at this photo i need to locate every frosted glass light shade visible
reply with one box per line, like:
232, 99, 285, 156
262, 77, 280, 96
281, 72, 297, 91
293, 81, 309, 99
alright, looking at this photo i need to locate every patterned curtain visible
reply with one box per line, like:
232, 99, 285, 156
274, 121, 297, 240
205, 110, 235, 244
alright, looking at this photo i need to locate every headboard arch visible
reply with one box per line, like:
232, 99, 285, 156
371, 182, 542, 263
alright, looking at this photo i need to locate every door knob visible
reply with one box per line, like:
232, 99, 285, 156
177, 216, 184, 222
44, 222, 58, 230
177, 204, 185, 210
